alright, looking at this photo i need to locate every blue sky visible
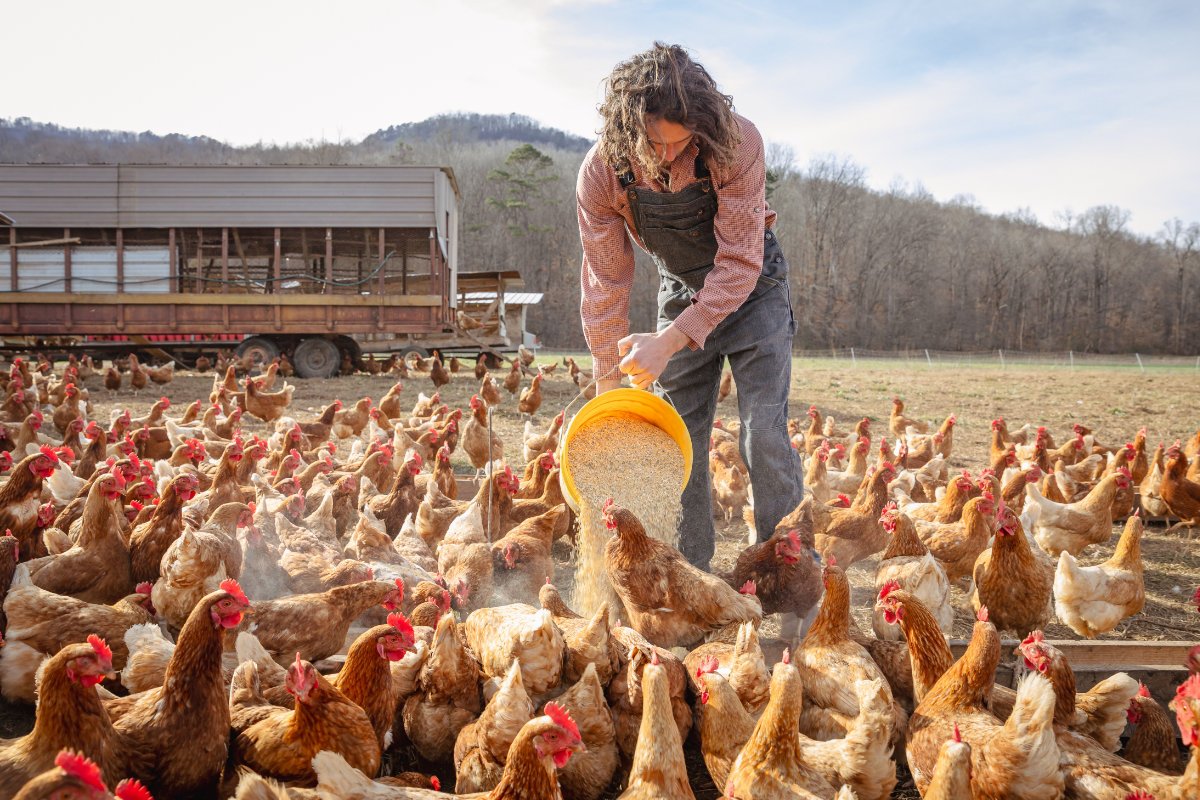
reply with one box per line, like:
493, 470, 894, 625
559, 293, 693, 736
3, 0, 1197, 235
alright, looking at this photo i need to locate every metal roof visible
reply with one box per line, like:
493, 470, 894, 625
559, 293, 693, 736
0, 164, 457, 228
0, 211, 13, 226
461, 291, 544, 305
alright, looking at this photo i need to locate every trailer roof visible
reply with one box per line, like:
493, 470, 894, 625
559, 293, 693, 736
0, 211, 13, 226
0, 164, 460, 228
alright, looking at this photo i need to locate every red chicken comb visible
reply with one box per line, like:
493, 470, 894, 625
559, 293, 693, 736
114, 778, 154, 800
953, 723, 962, 743
695, 655, 721, 678
826, 554, 838, 568
1020, 630, 1045, 648
543, 701, 580, 741
37, 444, 61, 464
54, 750, 106, 792
1123, 792, 1154, 800
394, 577, 405, 595
158, 396, 170, 407
387, 612, 415, 640
835, 493, 851, 507
1138, 682, 1151, 698
220, 579, 249, 606
247, 501, 257, 515
782, 647, 791, 665
87, 634, 113, 665
738, 579, 756, 596
976, 606, 989, 623
430, 777, 441, 791
878, 581, 902, 601
135, 581, 153, 595
130, 500, 144, 511
650, 650, 660, 666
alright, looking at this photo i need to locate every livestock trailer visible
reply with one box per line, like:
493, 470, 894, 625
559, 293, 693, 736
0, 164, 528, 376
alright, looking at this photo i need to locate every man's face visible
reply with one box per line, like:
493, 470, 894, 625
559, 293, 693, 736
645, 116, 694, 167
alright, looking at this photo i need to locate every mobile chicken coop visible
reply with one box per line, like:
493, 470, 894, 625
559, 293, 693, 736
0, 164, 530, 376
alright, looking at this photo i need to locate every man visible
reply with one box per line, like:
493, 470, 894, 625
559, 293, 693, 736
577, 42, 803, 569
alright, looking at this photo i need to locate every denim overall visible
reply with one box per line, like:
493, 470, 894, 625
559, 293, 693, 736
620, 156, 805, 569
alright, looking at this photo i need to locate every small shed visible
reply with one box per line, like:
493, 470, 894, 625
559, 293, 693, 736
460, 289, 544, 348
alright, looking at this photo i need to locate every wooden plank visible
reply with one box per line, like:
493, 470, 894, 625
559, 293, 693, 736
0, 292, 442, 307
949, 638, 1195, 670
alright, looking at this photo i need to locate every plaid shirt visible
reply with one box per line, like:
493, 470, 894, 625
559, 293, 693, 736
576, 113, 776, 380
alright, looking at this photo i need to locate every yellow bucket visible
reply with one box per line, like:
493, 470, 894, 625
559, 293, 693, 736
558, 387, 693, 513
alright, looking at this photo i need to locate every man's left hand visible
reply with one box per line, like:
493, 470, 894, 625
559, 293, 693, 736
617, 325, 691, 390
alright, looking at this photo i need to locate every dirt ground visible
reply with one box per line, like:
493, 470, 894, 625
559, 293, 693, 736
3, 352, 1198, 798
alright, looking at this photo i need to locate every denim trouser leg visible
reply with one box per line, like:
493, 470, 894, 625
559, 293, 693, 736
729, 324, 804, 544
658, 286, 804, 568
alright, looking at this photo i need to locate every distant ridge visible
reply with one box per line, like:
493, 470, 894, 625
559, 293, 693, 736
362, 112, 593, 152
0, 112, 592, 164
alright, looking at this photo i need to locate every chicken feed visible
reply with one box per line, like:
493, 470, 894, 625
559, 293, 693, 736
567, 413, 684, 620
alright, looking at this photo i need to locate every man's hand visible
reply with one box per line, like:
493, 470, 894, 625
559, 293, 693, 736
617, 325, 691, 390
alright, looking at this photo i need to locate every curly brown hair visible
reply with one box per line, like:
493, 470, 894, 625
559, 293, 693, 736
597, 42, 740, 180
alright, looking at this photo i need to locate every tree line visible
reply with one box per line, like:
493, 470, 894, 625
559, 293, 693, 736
2, 115, 1197, 354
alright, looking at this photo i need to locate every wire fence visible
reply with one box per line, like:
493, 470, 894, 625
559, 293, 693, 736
788, 347, 1200, 371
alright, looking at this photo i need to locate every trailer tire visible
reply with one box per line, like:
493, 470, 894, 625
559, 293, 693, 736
235, 337, 280, 366
398, 345, 429, 360
293, 337, 341, 379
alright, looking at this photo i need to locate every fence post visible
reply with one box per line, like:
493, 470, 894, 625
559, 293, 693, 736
1069, 350, 1074, 370
850, 347, 856, 367
924, 349, 933, 367
998, 349, 1005, 369
1135, 353, 1144, 372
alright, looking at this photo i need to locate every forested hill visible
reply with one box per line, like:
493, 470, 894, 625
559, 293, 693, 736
0, 113, 591, 163
361, 113, 592, 152
1, 115, 1197, 354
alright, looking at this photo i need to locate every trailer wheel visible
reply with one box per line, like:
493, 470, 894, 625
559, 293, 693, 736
398, 345, 429, 360
235, 336, 280, 366
293, 337, 341, 379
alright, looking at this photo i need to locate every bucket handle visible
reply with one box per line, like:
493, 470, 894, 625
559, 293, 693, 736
560, 364, 680, 425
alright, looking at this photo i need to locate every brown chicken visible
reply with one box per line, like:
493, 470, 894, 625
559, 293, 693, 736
906, 608, 1062, 799
915, 492, 997, 584
103, 581, 250, 798
315, 702, 584, 799
1028, 470, 1130, 556
539, 586, 621, 687
332, 397, 372, 440
889, 396, 929, 438
490, 505, 564, 605
603, 500, 761, 648
797, 561, 901, 745
241, 578, 404, 663
1054, 512, 1147, 639
127, 355, 148, 393
922, 730, 973, 800
724, 504, 822, 640
1162, 446, 1200, 529
0, 638, 128, 795
429, 353, 451, 388
502, 359, 522, 396
554, 662, 620, 800
1018, 632, 1190, 798
462, 394, 505, 476
24, 470, 133, 604
1122, 683, 1185, 775
522, 410, 564, 465
619, 654, 696, 800
128, 471, 199, 583
517, 373, 543, 418
241, 377, 294, 423
0, 447, 60, 561
0, 582, 154, 703
402, 612, 484, 764
231, 654, 380, 786
971, 501, 1053, 638
813, 463, 898, 568
454, 659, 534, 793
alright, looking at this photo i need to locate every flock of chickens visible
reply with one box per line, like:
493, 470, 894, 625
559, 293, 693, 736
0, 347, 1196, 800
